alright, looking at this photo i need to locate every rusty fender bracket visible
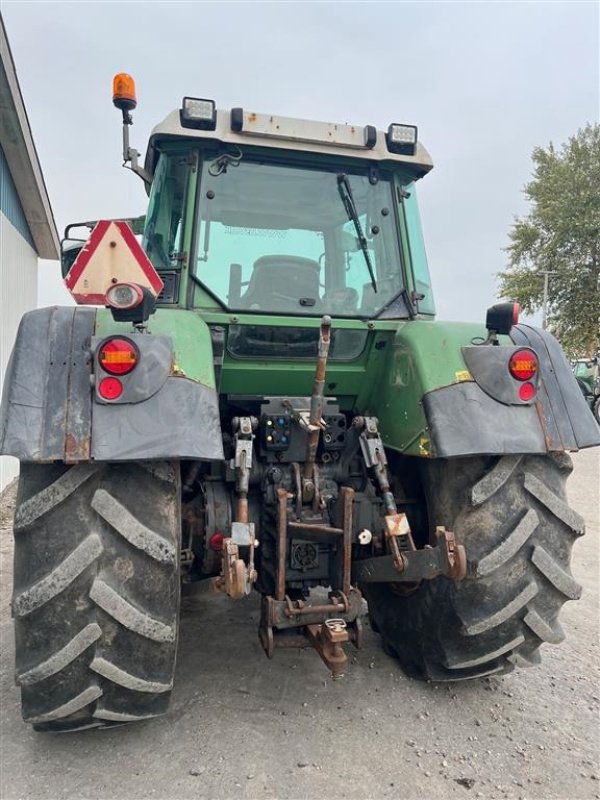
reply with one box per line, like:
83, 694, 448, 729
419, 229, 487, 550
352, 527, 467, 584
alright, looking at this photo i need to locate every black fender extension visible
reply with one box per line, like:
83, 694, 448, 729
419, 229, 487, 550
0, 306, 224, 463
421, 324, 599, 457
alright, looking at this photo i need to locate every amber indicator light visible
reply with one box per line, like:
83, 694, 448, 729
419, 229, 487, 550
509, 349, 538, 381
98, 337, 138, 376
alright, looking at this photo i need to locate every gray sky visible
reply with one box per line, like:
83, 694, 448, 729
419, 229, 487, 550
3, 1, 599, 322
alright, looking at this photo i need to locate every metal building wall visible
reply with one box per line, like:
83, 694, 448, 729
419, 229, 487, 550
1, 149, 38, 490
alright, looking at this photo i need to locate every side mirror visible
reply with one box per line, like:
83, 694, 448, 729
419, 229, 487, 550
61, 220, 96, 279
60, 239, 85, 279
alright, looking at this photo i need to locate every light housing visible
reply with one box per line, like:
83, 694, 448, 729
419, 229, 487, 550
180, 97, 216, 130
112, 73, 137, 112
509, 349, 538, 382
364, 125, 377, 149
486, 302, 520, 336
105, 283, 157, 324
386, 123, 418, 156
106, 282, 144, 310
98, 337, 139, 376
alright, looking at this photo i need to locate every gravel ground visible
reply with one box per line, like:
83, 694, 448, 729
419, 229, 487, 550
0, 448, 598, 800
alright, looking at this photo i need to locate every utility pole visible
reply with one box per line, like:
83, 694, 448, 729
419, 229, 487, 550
540, 270, 557, 330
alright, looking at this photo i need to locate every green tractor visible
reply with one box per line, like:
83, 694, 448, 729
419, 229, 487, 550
572, 357, 600, 424
2, 75, 598, 733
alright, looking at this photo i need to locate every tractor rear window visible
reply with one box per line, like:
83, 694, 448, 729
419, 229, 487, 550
227, 325, 368, 361
193, 156, 407, 318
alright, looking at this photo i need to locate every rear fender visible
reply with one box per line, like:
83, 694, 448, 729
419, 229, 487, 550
1, 307, 96, 462
0, 307, 224, 463
371, 320, 599, 457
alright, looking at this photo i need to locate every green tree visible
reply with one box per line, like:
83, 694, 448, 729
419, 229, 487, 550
498, 124, 600, 358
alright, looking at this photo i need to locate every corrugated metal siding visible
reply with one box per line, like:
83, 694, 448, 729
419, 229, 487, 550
0, 144, 35, 248
1, 212, 38, 489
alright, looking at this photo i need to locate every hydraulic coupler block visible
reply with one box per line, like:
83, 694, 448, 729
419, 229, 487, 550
262, 413, 292, 451
320, 414, 347, 452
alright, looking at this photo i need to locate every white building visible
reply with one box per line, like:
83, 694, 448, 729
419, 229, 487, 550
1, 15, 59, 490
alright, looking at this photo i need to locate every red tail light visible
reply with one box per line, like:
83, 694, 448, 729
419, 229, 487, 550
98, 376, 123, 400
518, 382, 536, 402
509, 349, 538, 381
98, 337, 138, 376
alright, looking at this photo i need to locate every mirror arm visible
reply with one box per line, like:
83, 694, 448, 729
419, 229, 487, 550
121, 110, 152, 185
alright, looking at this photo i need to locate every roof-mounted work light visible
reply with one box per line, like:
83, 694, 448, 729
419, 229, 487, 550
180, 97, 217, 130
386, 123, 418, 156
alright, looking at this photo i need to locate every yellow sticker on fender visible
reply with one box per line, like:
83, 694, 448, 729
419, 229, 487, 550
455, 370, 472, 382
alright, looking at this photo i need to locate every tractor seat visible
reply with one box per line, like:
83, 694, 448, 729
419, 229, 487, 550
321, 287, 359, 315
239, 255, 321, 311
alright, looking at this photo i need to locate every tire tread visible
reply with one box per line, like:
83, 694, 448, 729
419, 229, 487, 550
364, 453, 584, 682
13, 534, 103, 617
13, 462, 180, 732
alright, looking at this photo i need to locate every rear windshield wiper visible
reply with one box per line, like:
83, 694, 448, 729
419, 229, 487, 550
337, 174, 377, 293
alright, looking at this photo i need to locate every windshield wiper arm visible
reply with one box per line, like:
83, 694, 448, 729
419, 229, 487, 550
337, 174, 377, 293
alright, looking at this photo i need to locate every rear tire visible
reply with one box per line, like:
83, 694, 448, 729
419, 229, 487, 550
363, 454, 584, 681
12, 461, 181, 731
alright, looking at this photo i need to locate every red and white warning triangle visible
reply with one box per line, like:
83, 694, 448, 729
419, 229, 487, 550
65, 220, 164, 305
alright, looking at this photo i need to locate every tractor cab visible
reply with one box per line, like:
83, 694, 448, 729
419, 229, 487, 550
140, 99, 436, 323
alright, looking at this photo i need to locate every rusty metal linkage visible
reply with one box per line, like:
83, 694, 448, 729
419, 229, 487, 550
231, 416, 256, 523
220, 538, 247, 599
352, 526, 467, 584
384, 511, 416, 572
283, 589, 349, 619
258, 590, 363, 672
219, 416, 259, 598
276, 488, 289, 601
340, 486, 354, 596
435, 526, 467, 580
303, 315, 332, 479
262, 588, 362, 630
266, 452, 360, 676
